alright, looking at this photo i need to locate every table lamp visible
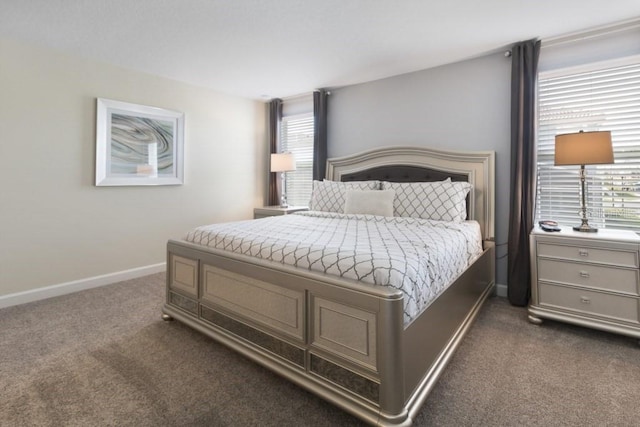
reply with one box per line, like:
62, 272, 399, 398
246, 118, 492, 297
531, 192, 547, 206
554, 130, 614, 232
271, 153, 296, 208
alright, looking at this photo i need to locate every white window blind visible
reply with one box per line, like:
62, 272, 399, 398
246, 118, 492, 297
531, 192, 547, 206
281, 112, 314, 207
536, 56, 640, 232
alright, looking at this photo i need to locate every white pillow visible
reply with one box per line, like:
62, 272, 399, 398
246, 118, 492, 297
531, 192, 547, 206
309, 180, 380, 212
344, 189, 395, 217
381, 181, 472, 221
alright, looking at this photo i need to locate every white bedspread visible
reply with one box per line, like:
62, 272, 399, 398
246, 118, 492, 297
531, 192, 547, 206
185, 211, 483, 325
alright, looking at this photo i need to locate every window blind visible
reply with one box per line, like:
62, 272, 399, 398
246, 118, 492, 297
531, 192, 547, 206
281, 112, 314, 207
536, 56, 640, 232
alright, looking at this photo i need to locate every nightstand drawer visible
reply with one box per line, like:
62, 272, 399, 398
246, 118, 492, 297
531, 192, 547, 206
538, 259, 639, 295
539, 283, 639, 324
537, 242, 639, 268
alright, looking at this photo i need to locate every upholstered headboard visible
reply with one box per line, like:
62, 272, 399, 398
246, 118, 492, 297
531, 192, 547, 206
340, 165, 471, 218
340, 165, 468, 183
326, 146, 495, 241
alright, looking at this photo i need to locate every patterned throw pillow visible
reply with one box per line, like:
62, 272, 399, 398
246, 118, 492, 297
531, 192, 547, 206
381, 181, 472, 221
309, 180, 380, 213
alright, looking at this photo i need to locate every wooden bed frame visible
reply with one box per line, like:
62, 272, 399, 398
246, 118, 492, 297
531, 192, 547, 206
162, 146, 495, 426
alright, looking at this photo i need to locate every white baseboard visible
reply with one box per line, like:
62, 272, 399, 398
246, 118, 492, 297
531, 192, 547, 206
495, 283, 507, 298
0, 263, 166, 309
0, 266, 507, 309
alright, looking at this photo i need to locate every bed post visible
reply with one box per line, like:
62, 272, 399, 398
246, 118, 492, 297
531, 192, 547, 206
377, 295, 408, 423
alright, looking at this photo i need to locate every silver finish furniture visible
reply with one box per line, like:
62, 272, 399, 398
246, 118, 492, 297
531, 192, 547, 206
529, 226, 640, 339
162, 146, 496, 426
253, 205, 309, 219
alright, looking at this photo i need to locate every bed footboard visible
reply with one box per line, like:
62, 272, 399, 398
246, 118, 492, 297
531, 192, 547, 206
163, 239, 494, 426
164, 239, 409, 424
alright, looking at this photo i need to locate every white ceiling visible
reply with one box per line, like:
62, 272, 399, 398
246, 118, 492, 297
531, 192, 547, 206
2, 1, 640, 100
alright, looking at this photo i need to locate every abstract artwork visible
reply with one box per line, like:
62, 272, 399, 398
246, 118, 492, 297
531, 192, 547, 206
95, 98, 184, 186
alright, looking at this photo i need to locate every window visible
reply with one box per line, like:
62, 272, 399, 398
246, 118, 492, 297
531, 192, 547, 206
280, 112, 314, 207
536, 56, 640, 231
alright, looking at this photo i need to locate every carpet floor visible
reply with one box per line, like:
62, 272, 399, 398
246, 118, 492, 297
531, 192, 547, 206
1, 273, 639, 426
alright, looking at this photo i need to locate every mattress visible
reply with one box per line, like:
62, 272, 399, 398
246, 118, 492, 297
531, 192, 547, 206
185, 211, 483, 326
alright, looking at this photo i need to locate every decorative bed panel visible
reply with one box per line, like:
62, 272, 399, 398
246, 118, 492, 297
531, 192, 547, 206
162, 146, 495, 426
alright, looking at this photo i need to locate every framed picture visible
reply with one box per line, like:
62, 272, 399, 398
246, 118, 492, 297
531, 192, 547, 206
95, 98, 184, 186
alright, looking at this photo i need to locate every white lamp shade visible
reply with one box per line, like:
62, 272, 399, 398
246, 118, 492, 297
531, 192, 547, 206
270, 153, 296, 172
555, 131, 614, 166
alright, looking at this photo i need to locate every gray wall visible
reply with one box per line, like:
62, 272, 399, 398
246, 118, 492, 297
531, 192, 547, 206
328, 52, 511, 287
0, 38, 266, 297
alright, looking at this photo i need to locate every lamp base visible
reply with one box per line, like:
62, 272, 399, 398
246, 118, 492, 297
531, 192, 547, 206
280, 193, 288, 209
574, 166, 598, 233
279, 172, 289, 208
573, 224, 598, 233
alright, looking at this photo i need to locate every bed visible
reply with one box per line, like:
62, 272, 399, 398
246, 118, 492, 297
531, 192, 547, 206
162, 146, 495, 426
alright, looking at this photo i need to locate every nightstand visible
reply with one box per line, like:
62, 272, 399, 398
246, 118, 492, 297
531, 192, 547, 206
529, 226, 640, 340
254, 206, 309, 219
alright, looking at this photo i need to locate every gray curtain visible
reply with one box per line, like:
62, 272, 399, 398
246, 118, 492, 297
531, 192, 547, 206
313, 90, 328, 181
508, 39, 541, 306
268, 98, 283, 206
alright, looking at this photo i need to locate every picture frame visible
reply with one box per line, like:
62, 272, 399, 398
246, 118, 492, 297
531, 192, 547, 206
95, 98, 184, 186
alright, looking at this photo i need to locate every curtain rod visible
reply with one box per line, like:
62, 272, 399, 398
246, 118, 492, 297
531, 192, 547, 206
281, 92, 312, 101
542, 18, 640, 49
281, 89, 331, 102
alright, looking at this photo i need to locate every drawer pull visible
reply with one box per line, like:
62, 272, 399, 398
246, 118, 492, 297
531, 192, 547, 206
580, 296, 591, 305
579, 271, 590, 278
578, 249, 589, 257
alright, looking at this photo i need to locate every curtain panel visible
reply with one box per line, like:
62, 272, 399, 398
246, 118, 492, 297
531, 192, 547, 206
313, 90, 328, 181
268, 98, 283, 206
508, 39, 541, 306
